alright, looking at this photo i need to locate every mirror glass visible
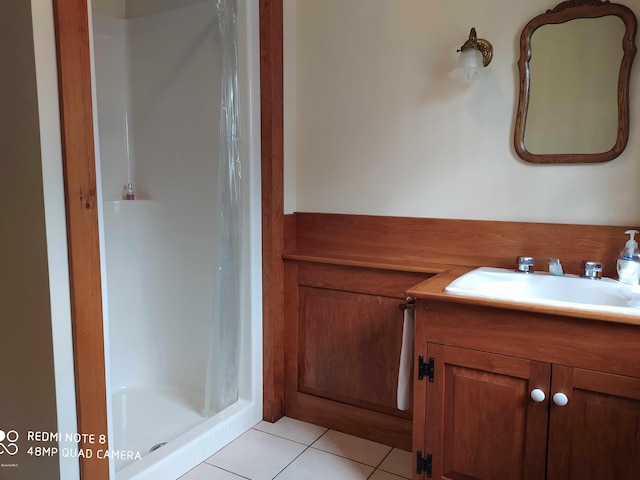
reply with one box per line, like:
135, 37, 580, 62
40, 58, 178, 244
514, 1, 637, 164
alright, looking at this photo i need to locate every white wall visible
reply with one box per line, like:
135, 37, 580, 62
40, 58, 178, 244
0, 1, 75, 479
32, 0, 80, 478
93, 0, 221, 394
285, 0, 640, 226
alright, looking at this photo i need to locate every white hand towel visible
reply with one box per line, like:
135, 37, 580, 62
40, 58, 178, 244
397, 298, 415, 411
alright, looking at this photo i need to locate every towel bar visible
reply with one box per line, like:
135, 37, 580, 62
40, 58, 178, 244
399, 297, 416, 311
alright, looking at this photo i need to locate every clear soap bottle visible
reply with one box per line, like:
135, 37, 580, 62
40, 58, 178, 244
616, 229, 640, 285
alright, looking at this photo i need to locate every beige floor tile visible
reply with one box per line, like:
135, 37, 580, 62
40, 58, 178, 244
179, 463, 246, 479
205, 429, 306, 480
275, 448, 374, 480
311, 430, 392, 467
253, 417, 328, 445
378, 448, 412, 478
369, 470, 407, 480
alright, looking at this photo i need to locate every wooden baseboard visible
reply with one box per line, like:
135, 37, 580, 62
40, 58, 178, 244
287, 392, 413, 451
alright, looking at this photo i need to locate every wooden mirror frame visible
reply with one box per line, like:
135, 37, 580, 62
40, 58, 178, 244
514, 0, 637, 164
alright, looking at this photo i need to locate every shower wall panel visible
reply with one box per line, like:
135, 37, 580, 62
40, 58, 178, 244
93, 13, 131, 201
103, 200, 165, 390
94, 1, 222, 396
95, 12, 164, 391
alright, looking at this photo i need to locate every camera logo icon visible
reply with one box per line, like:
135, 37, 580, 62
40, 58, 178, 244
0, 430, 19, 456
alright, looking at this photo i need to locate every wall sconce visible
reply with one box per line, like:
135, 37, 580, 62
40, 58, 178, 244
449, 27, 493, 82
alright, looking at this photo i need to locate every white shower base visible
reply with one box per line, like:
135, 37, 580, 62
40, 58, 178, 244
114, 389, 261, 480
112, 387, 206, 471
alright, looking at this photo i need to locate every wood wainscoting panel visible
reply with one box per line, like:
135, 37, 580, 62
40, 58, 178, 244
288, 212, 637, 279
299, 286, 412, 417
285, 261, 429, 450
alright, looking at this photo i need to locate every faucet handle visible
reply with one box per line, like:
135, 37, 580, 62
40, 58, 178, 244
516, 256, 535, 273
581, 261, 602, 279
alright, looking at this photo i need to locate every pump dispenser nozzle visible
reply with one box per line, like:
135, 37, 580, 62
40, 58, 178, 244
623, 229, 639, 258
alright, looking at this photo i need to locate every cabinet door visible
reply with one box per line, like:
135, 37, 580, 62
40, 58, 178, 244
299, 286, 407, 415
424, 344, 550, 480
547, 365, 640, 480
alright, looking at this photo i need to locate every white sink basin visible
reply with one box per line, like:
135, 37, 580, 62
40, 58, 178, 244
445, 267, 640, 315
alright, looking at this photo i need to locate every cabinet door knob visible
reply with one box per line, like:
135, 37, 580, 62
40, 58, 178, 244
552, 392, 569, 406
530, 389, 546, 402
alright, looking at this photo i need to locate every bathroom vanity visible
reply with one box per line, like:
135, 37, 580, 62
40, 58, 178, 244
278, 224, 640, 474
282, 213, 640, 479
408, 271, 640, 480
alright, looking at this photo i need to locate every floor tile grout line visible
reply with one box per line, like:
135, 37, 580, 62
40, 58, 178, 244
271, 443, 313, 479
201, 427, 308, 475
251, 425, 328, 447
309, 428, 395, 467
302, 427, 400, 472
203, 428, 311, 480
252, 426, 396, 478
253, 422, 396, 460
374, 447, 412, 478
260, 442, 394, 479
227, 426, 316, 479
307, 445, 390, 470
211, 464, 252, 480
376, 467, 411, 479
308, 427, 331, 447
377, 451, 412, 479
184, 417, 412, 479
204, 420, 409, 479
374, 447, 394, 470
181, 461, 251, 480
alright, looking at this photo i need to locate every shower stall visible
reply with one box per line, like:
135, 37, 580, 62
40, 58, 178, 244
90, 0, 262, 478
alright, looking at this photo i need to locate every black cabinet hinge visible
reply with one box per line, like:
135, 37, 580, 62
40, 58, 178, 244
417, 450, 432, 477
418, 356, 434, 382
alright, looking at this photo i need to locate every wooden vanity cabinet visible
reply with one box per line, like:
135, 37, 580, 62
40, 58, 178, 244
284, 261, 430, 449
413, 301, 640, 480
547, 365, 640, 480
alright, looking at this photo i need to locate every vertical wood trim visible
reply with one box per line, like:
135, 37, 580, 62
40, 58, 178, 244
260, 0, 286, 422
52, 1, 109, 479
413, 310, 428, 480
283, 260, 299, 412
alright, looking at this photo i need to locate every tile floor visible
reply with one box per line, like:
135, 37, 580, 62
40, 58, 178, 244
180, 417, 412, 480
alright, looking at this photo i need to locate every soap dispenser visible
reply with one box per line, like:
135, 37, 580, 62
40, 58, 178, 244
617, 229, 640, 285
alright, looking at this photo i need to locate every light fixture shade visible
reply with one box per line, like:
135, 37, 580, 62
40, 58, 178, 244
449, 27, 493, 83
449, 48, 490, 82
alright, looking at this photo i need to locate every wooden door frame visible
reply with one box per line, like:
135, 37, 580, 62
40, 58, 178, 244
53, 1, 108, 478
259, 0, 285, 423
52, 0, 284, 478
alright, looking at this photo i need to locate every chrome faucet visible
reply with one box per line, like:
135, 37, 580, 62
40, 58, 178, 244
548, 258, 564, 276
581, 261, 603, 279
516, 256, 535, 273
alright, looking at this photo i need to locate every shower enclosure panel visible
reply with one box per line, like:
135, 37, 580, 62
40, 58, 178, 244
93, 1, 243, 473
126, 0, 223, 397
